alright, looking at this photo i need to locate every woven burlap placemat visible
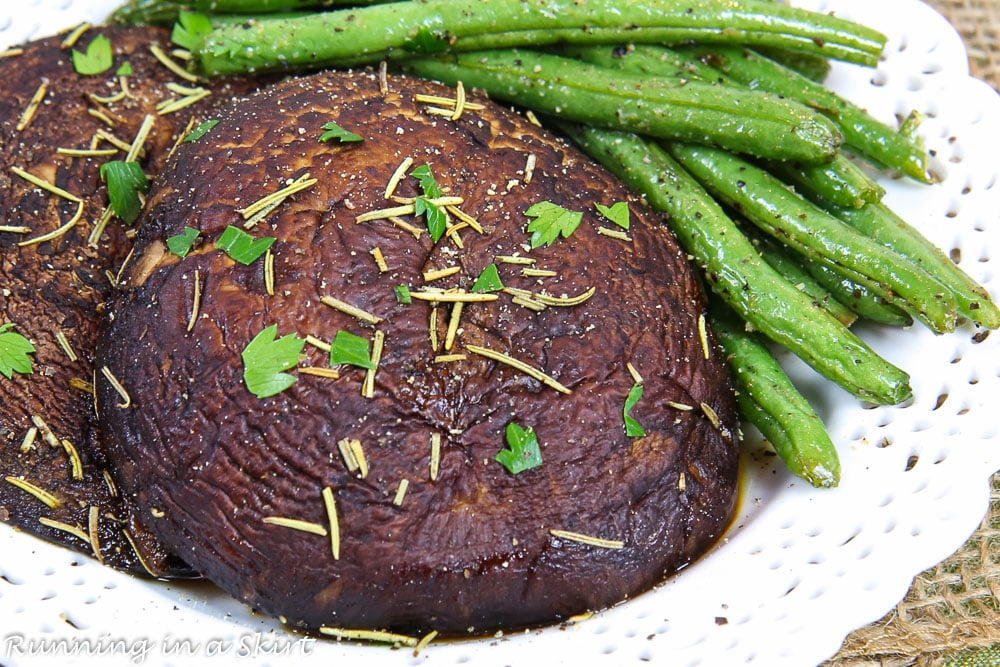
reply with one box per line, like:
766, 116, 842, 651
825, 3, 1000, 665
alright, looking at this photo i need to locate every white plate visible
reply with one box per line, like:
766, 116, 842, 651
2, 1, 999, 666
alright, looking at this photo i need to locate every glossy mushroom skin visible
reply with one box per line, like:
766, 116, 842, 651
0, 25, 259, 576
96, 69, 740, 634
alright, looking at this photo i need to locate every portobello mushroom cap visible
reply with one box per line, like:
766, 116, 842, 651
0, 25, 259, 576
96, 69, 740, 634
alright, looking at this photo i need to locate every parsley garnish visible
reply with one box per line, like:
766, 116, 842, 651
166, 227, 200, 257
319, 121, 364, 144
216, 226, 275, 265
0, 323, 35, 379
100, 161, 150, 224
410, 165, 447, 242
329, 330, 374, 369
525, 201, 583, 248
242, 324, 305, 398
624, 383, 646, 437
471, 264, 504, 293
171, 11, 214, 50
184, 119, 219, 143
595, 201, 631, 230
496, 422, 543, 474
404, 27, 451, 54
394, 284, 412, 304
116, 62, 134, 77
72, 34, 113, 76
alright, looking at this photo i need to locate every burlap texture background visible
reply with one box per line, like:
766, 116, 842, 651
825, 3, 1000, 665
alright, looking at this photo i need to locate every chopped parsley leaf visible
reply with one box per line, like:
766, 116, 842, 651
595, 201, 631, 230
166, 227, 200, 257
394, 284, 412, 304
525, 200, 583, 248
624, 383, 646, 437
319, 121, 364, 143
329, 330, 374, 370
184, 119, 219, 143
410, 165, 447, 242
116, 61, 134, 77
242, 324, 305, 398
471, 264, 504, 293
72, 34, 113, 76
404, 27, 450, 54
216, 225, 275, 265
100, 160, 150, 224
171, 11, 214, 50
496, 422, 543, 474
0, 323, 35, 379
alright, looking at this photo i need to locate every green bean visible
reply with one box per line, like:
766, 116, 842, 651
709, 303, 841, 487
828, 201, 1000, 328
752, 238, 858, 327
560, 124, 911, 405
676, 45, 931, 182
403, 50, 842, 163
754, 46, 831, 83
190, 0, 887, 76
798, 258, 914, 327
767, 155, 885, 209
567, 44, 883, 208
668, 142, 958, 333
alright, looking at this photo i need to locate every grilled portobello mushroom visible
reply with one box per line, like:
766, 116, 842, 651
0, 24, 259, 577
96, 69, 740, 634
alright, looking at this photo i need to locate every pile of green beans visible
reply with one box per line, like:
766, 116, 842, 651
111, 0, 1000, 488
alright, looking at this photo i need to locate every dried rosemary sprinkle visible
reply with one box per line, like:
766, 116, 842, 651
444, 301, 463, 351
409, 290, 498, 304
298, 367, 340, 379
466, 344, 572, 395
88, 505, 104, 564
370, 246, 389, 273
18, 201, 85, 248
413, 630, 439, 657
667, 401, 694, 411
321, 486, 341, 560
95, 128, 134, 153
423, 266, 461, 282
388, 215, 425, 239
384, 157, 414, 199
626, 362, 644, 386
434, 353, 466, 363
496, 255, 535, 265
126, 114, 156, 163
31, 415, 60, 449
511, 295, 547, 312
0, 48, 24, 58
56, 147, 118, 158
337, 438, 368, 479
5, 476, 61, 509
549, 529, 624, 550
429, 306, 440, 352
20, 427, 38, 453
362, 330, 385, 399
522, 268, 557, 278
62, 438, 84, 481
60, 22, 91, 49
429, 433, 441, 482
263, 516, 329, 536
89, 89, 127, 106
533, 287, 596, 307
392, 479, 409, 506
187, 269, 202, 332
122, 528, 159, 577
70, 377, 95, 394
318, 627, 418, 647
321, 295, 383, 325
678, 472, 687, 492
39, 517, 90, 544
149, 43, 199, 82
698, 313, 711, 360
304, 334, 332, 352
87, 206, 116, 248
0, 225, 31, 234
597, 226, 632, 242
445, 204, 484, 233
100, 365, 132, 408
157, 87, 212, 115
16, 79, 48, 132
87, 107, 118, 128
524, 153, 537, 184
240, 173, 317, 228
700, 402, 722, 429
264, 248, 276, 296
11, 166, 82, 202
54, 329, 78, 362
102, 470, 118, 498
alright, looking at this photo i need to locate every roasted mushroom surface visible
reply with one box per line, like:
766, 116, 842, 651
0, 24, 258, 576
96, 69, 740, 634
